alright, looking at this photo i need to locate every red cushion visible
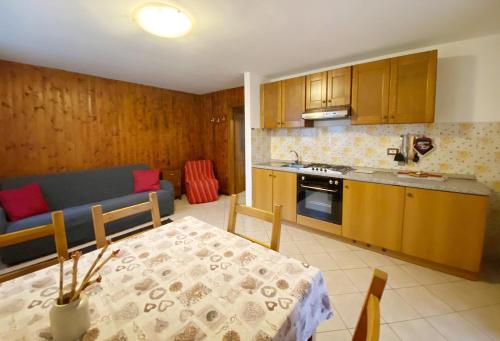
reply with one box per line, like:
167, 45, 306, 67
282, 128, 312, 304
133, 169, 160, 193
0, 183, 50, 221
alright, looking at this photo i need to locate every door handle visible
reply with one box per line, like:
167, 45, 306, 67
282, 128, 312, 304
300, 185, 338, 193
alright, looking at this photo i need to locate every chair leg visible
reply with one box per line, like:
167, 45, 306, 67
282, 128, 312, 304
227, 194, 237, 233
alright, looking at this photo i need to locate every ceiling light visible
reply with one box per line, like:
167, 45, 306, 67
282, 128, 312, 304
133, 3, 192, 38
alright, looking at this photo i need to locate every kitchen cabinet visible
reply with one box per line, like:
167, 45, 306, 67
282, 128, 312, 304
305, 72, 327, 110
281, 76, 307, 127
260, 81, 281, 128
402, 188, 489, 273
351, 59, 391, 125
352, 50, 437, 125
342, 180, 405, 251
389, 50, 437, 124
252, 168, 297, 222
306, 67, 352, 110
326, 67, 352, 107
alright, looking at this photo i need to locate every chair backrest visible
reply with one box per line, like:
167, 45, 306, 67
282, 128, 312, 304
185, 160, 215, 182
226, 194, 282, 251
0, 211, 68, 282
353, 269, 388, 341
91, 192, 161, 248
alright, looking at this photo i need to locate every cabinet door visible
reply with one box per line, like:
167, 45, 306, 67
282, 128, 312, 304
281, 76, 306, 128
327, 66, 352, 107
342, 180, 405, 251
351, 60, 390, 125
260, 81, 281, 128
252, 168, 273, 211
305, 72, 327, 110
272, 171, 297, 222
402, 188, 488, 272
389, 50, 437, 124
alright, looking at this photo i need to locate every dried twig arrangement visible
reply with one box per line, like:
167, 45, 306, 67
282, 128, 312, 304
57, 240, 119, 305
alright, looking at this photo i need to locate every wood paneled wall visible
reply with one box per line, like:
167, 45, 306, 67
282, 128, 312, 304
0, 60, 204, 179
199, 87, 244, 194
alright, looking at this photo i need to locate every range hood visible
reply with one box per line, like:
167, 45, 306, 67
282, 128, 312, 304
302, 107, 350, 120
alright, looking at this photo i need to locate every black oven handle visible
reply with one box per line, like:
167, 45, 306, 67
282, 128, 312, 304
300, 184, 338, 193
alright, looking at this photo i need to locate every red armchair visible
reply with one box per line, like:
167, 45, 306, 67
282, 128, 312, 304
184, 160, 219, 204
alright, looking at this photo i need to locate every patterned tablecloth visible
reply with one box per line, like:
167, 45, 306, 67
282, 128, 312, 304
0, 216, 333, 340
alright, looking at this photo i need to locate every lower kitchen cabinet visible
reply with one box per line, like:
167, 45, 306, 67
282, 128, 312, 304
342, 180, 405, 251
402, 188, 489, 273
252, 168, 297, 222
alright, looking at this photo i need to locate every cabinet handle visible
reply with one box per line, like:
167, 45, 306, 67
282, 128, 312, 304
344, 185, 349, 189
391, 115, 395, 119
407, 193, 413, 198
328, 99, 332, 103
383, 115, 388, 119
322, 100, 326, 103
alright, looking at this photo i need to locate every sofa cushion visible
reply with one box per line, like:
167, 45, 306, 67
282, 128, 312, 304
0, 183, 49, 221
1, 188, 174, 265
133, 169, 160, 193
0, 164, 150, 210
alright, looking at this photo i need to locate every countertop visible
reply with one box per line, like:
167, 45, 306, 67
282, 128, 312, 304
253, 161, 491, 196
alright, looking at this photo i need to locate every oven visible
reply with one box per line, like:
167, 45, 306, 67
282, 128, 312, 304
297, 174, 343, 225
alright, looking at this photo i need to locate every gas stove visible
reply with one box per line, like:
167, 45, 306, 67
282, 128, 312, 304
299, 163, 355, 175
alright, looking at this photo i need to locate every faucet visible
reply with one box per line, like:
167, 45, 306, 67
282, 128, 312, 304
290, 150, 300, 164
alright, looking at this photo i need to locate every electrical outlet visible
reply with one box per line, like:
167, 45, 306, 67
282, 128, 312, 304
387, 148, 399, 155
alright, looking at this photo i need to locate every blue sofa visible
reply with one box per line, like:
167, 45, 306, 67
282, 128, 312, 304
0, 164, 174, 265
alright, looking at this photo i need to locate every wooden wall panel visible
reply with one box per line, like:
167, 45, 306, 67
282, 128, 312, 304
198, 87, 244, 194
0, 60, 204, 179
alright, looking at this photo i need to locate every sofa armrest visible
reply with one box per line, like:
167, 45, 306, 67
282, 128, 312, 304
0, 207, 7, 234
159, 180, 174, 193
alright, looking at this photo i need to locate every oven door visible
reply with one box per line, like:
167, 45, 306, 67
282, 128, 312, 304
297, 176, 342, 224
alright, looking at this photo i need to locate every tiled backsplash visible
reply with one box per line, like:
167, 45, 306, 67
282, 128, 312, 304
252, 122, 500, 259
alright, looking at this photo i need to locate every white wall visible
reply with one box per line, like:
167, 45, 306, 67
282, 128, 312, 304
244, 72, 263, 205
268, 33, 500, 123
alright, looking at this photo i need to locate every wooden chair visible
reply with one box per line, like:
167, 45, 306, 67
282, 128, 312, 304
227, 194, 282, 251
352, 269, 388, 341
91, 192, 161, 248
0, 211, 68, 283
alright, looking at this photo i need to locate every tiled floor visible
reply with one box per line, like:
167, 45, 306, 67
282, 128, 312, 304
170, 195, 500, 340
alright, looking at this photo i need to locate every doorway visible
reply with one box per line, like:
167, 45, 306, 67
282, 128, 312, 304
230, 105, 245, 194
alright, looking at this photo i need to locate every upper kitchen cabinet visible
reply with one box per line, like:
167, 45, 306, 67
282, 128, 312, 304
352, 50, 437, 125
281, 76, 307, 128
260, 81, 281, 128
306, 67, 352, 110
389, 50, 437, 124
351, 59, 391, 125
305, 72, 327, 110
326, 67, 352, 107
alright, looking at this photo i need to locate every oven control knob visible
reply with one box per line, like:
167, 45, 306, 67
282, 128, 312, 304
334, 180, 339, 185
301, 176, 305, 180
329, 180, 333, 184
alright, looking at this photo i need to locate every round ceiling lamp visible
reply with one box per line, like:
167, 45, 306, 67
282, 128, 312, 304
133, 2, 193, 38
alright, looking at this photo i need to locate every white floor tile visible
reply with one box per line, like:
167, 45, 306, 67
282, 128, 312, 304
426, 313, 491, 341
390, 319, 446, 341
331, 292, 365, 328
399, 264, 454, 285
378, 265, 419, 289
426, 280, 500, 311
353, 250, 395, 267
304, 253, 339, 271
396, 286, 453, 317
294, 240, 325, 255
315, 329, 351, 341
328, 250, 367, 269
343, 267, 375, 292
380, 290, 421, 323
459, 304, 500, 340
322, 270, 359, 295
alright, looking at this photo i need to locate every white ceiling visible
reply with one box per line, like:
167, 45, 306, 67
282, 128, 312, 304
1, 0, 500, 94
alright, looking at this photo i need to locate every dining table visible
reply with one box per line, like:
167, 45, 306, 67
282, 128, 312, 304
0, 216, 333, 340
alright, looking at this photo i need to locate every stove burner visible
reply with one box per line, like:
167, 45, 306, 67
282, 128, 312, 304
302, 163, 354, 174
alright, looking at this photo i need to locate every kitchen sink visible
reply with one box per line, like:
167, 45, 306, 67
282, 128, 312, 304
280, 163, 306, 169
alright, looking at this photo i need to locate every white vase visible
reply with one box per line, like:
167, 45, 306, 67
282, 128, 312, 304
50, 293, 90, 341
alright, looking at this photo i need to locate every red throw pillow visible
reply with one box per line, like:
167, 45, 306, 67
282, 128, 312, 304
133, 169, 160, 193
0, 183, 50, 221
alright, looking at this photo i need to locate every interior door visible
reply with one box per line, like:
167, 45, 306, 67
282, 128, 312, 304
232, 107, 245, 194
260, 81, 281, 128
281, 76, 306, 128
351, 59, 391, 125
389, 50, 437, 124
327, 66, 352, 107
305, 72, 327, 110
